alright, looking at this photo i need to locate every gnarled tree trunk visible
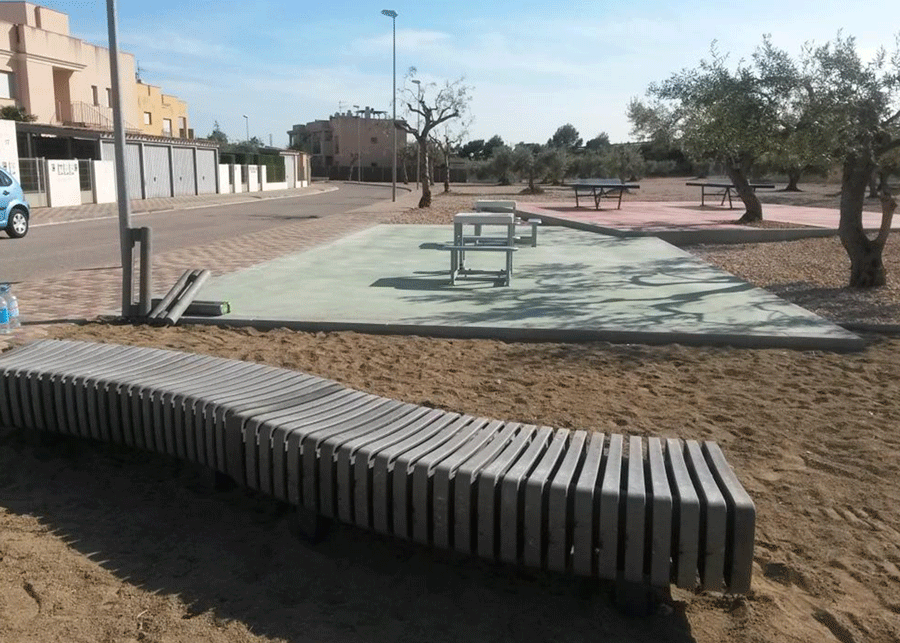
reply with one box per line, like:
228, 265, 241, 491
784, 167, 802, 192
418, 137, 432, 208
838, 155, 896, 288
724, 157, 763, 223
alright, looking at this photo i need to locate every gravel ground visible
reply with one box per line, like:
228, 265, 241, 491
384, 179, 900, 326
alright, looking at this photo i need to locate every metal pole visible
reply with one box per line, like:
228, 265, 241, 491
243, 114, 249, 142
106, 0, 133, 317
353, 104, 360, 182
391, 16, 397, 201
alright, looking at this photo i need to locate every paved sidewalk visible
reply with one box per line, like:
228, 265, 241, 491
29, 183, 344, 226
1, 183, 423, 349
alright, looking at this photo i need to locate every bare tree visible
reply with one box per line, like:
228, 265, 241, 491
396, 70, 472, 207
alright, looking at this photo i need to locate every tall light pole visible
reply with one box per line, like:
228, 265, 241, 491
411, 78, 421, 192
243, 114, 249, 142
106, 0, 134, 317
353, 104, 361, 182
381, 9, 397, 202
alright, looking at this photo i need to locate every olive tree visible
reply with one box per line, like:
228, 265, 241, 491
628, 44, 781, 222
396, 71, 472, 207
511, 144, 546, 193
800, 34, 900, 287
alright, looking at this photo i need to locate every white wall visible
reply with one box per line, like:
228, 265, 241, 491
218, 164, 231, 194
45, 160, 81, 207
92, 160, 116, 203
247, 165, 259, 192
0, 119, 19, 179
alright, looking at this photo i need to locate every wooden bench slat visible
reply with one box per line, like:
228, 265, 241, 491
572, 432, 606, 576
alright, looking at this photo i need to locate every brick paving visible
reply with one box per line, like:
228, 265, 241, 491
2, 184, 421, 349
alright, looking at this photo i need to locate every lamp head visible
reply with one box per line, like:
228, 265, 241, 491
381, 9, 397, 18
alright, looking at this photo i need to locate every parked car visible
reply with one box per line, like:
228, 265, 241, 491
0, 167, 30, 238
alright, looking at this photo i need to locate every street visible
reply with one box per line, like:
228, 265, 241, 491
0, 183, 394, 282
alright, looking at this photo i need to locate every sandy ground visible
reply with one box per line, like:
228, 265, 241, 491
2, 177, 900, 643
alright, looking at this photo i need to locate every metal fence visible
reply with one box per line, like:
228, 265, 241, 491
18, 158, 47, 207
78, 159, 93, 204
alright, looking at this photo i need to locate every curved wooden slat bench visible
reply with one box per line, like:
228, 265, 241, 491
0, 339, 755, 600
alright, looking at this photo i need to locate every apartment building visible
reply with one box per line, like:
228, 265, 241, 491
287, 106, 405, 178
136, 80, 190, 138
0, 1, 189, 136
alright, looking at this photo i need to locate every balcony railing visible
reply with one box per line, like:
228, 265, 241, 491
63, 101, 139, 132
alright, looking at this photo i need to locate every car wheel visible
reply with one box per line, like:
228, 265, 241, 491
5, 207, 28, 238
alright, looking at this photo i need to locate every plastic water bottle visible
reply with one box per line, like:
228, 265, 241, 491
0, 294, 9, 334
4, 285, 19, 329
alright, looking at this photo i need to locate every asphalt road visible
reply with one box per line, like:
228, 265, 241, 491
1, 183, 394, 282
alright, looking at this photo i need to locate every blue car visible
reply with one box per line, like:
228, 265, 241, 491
0, 167, 30, 238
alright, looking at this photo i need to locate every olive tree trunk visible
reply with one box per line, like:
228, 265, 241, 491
723, 157, 763, 223
418, 136, 432, 208
839, 156, 896, 287
784, 168, 802, 192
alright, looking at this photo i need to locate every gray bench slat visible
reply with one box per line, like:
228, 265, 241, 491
624, 436, 647, 584
279, 393, 393, 506
647, 437, 673, 588
547, 430, 588, 572
300, 398, 409, 513
368, 411, 463, 535
498, 426, 554, 565
598, 434, 624, 579
431, 420, 505, 549
224, 380, 345, 490
666, 438, 700, 589
263, 389, 370, 499
242, 386, 361, 490
0, 342, 66, 428
572, 432, 605, 576
703, 441, 755, 593
345, 408, 448, 529
391, 415, 480, 540
523, 430, 569, 568
316, 402, 424, 519
686, 440, 727, 591
196, 368, 313, 474
475, 424, 538, 560
453, 422, 522, 554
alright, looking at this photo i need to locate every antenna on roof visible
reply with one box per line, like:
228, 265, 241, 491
135, 60, 147, 82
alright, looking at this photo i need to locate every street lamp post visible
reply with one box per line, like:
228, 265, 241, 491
381, 9, 397, 202
243, 114, 249, 142
353, 104, 361, 182
411, 78, 421, 192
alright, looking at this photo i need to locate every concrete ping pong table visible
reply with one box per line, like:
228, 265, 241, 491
686, 180, 776, 209
570, 179, 640, 210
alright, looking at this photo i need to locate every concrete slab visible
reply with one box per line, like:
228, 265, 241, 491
187, 224, 862, 350
518, 201, 897, 246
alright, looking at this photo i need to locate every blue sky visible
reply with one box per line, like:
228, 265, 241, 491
41, 0, 900, 147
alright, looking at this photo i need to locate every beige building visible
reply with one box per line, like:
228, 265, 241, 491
288, 107, 405, 178
0, 2, 188, 136
136, 80, 190, 138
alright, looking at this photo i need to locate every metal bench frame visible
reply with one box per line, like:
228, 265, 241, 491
0, 340, 756, 602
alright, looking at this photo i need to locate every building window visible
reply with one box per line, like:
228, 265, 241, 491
91, 85, 98, 105
143, 112, 152, 125
106, 88, 112, 106
370, 136, 378, 144
162, 118, 172, 136
0, 72, 14, 100
177, 116, 186, 137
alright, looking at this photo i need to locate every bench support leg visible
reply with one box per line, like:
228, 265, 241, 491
614, 580, 668, 617
291, 505, 331, 543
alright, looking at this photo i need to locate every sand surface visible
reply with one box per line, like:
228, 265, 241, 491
2, 178, 900, 643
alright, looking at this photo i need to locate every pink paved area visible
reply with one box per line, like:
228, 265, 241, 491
520, 201, 897, 232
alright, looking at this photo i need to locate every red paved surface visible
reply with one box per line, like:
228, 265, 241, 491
521, 201, 897, 232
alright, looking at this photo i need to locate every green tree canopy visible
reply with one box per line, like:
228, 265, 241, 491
548, 123, 582, 150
